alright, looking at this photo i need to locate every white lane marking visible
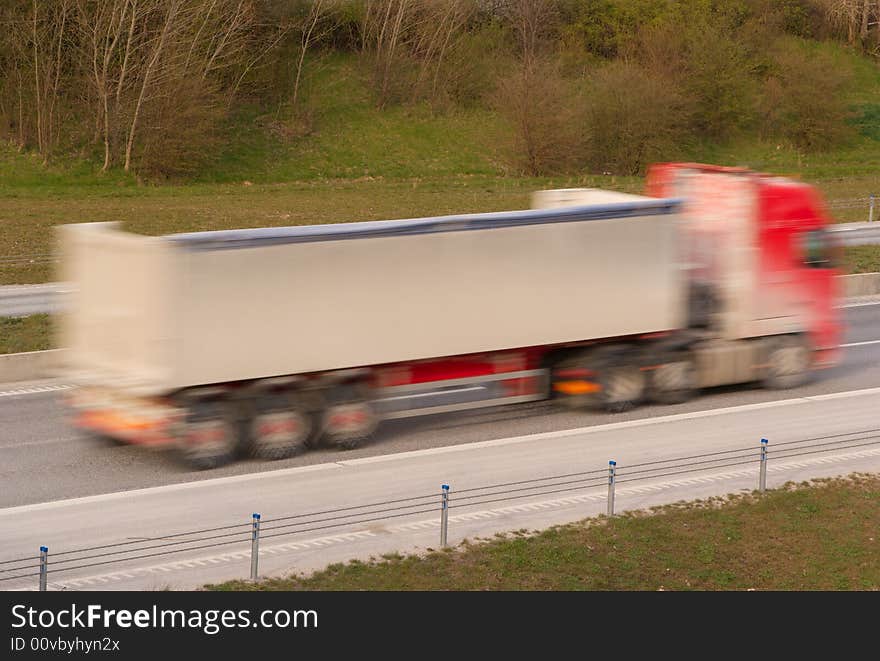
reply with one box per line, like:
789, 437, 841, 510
0, 384, 72, 398
0, 436, 80, 451
841, 340, 880, 348
842, 300, 880, 308
5, 384, 880, 517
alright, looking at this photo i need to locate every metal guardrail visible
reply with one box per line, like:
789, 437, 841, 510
0, 283, 70, 316
2, 428, 878, 590
827, 221, 880, 246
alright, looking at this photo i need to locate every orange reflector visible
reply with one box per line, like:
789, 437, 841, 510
554, 380, 602, 395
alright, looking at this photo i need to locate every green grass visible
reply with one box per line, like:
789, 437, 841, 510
194, 55, 505, 184
0, 314, 52, 354
205, 474, 880, 591
844, 246, 880, 274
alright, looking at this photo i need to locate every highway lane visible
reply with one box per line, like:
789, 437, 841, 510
0, 302, 878, 509
2, 384, 879, 591
0, 283, 69, 317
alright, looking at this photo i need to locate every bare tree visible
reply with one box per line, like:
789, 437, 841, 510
124, 0, 180, 172
818, 0, 880, 50
410, 0, 474, 103
502, 0, 558, 71
492, 0, 567, 174
362, 0, 419, 107
292, 0, 332, 108
3, 0, 77, 157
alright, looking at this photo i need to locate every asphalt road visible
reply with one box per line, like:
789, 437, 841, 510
1, 301, 879, 508
2, 380, 879, 591
0, 301, 878, 590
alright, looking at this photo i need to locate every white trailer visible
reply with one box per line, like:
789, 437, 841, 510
59, 196, 683, 395
59, 165, 842, 469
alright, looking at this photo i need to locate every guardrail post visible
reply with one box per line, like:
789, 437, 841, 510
250, 513, 261, 581
440, 484, 450, 548
39, 546, 48, 592
759, 438, 768, 493
870, 194, 875, 223
607, 461, 617, 517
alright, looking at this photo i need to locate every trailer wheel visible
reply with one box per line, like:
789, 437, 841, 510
247, 394, 315, 460
319, 384, 378, 450
174, 402, 239, 470
649, 354, 698, 405
762, 335, 811, 390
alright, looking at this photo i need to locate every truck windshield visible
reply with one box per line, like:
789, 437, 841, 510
802, 229, 837, 269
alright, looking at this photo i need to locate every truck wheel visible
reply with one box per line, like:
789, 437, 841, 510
550, 355, 603, 410
175, 403, 239, 470
649, 354, 698, 405
319, 384, 378, 450
762, 335, 811, 390
598, 364, 646, 413
84, 431, 126, 447
247, 395, 315, 460
551, 348, 645, 413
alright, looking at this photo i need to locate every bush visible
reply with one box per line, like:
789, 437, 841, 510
492, 58, 585, 176
132, 78, 226, 179
760, 40, 855, 151
582, 61, 690, 175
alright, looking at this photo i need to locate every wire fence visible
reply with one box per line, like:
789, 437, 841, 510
2, 428, 879, 590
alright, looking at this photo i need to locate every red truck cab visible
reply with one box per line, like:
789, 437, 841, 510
646, 162, 843, 371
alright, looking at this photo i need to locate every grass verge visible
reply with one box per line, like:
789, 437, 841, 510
0, 314, 52, 354
205, 474, 880, 591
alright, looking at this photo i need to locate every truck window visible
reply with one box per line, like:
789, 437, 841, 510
802, 229, 835, 269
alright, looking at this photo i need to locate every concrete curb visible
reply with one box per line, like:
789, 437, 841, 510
0, 349, 66, 384
840, 272, 880, 297
2, 272, 880, 386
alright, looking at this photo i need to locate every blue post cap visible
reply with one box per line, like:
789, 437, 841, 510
609, 460, 616, 466
252, 513, 261, 520
40, 546, 48, 552
761, 438, 768, 444
441, 484, 449, 490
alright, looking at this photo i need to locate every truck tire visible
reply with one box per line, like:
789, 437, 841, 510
319, 384, 378, 450
174, 402, 239, 470
83, 431, 127, 447
598, 363, 646, 413
648, 353, 698, 405
247, 394, 315, 460
762, 335, 811, 390
551, 348, 645, 413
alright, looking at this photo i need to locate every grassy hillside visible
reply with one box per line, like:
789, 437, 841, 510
2, 50, 880, 287
206, 474, 880, 591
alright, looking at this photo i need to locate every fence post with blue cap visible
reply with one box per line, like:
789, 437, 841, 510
39, 546, 48, 591
250, 513, 261, 581
607, 461, 617, 517
759, 439, 768, 492
440, 484, 450, 548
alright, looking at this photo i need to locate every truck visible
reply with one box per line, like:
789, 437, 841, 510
57, 162, 843, 469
